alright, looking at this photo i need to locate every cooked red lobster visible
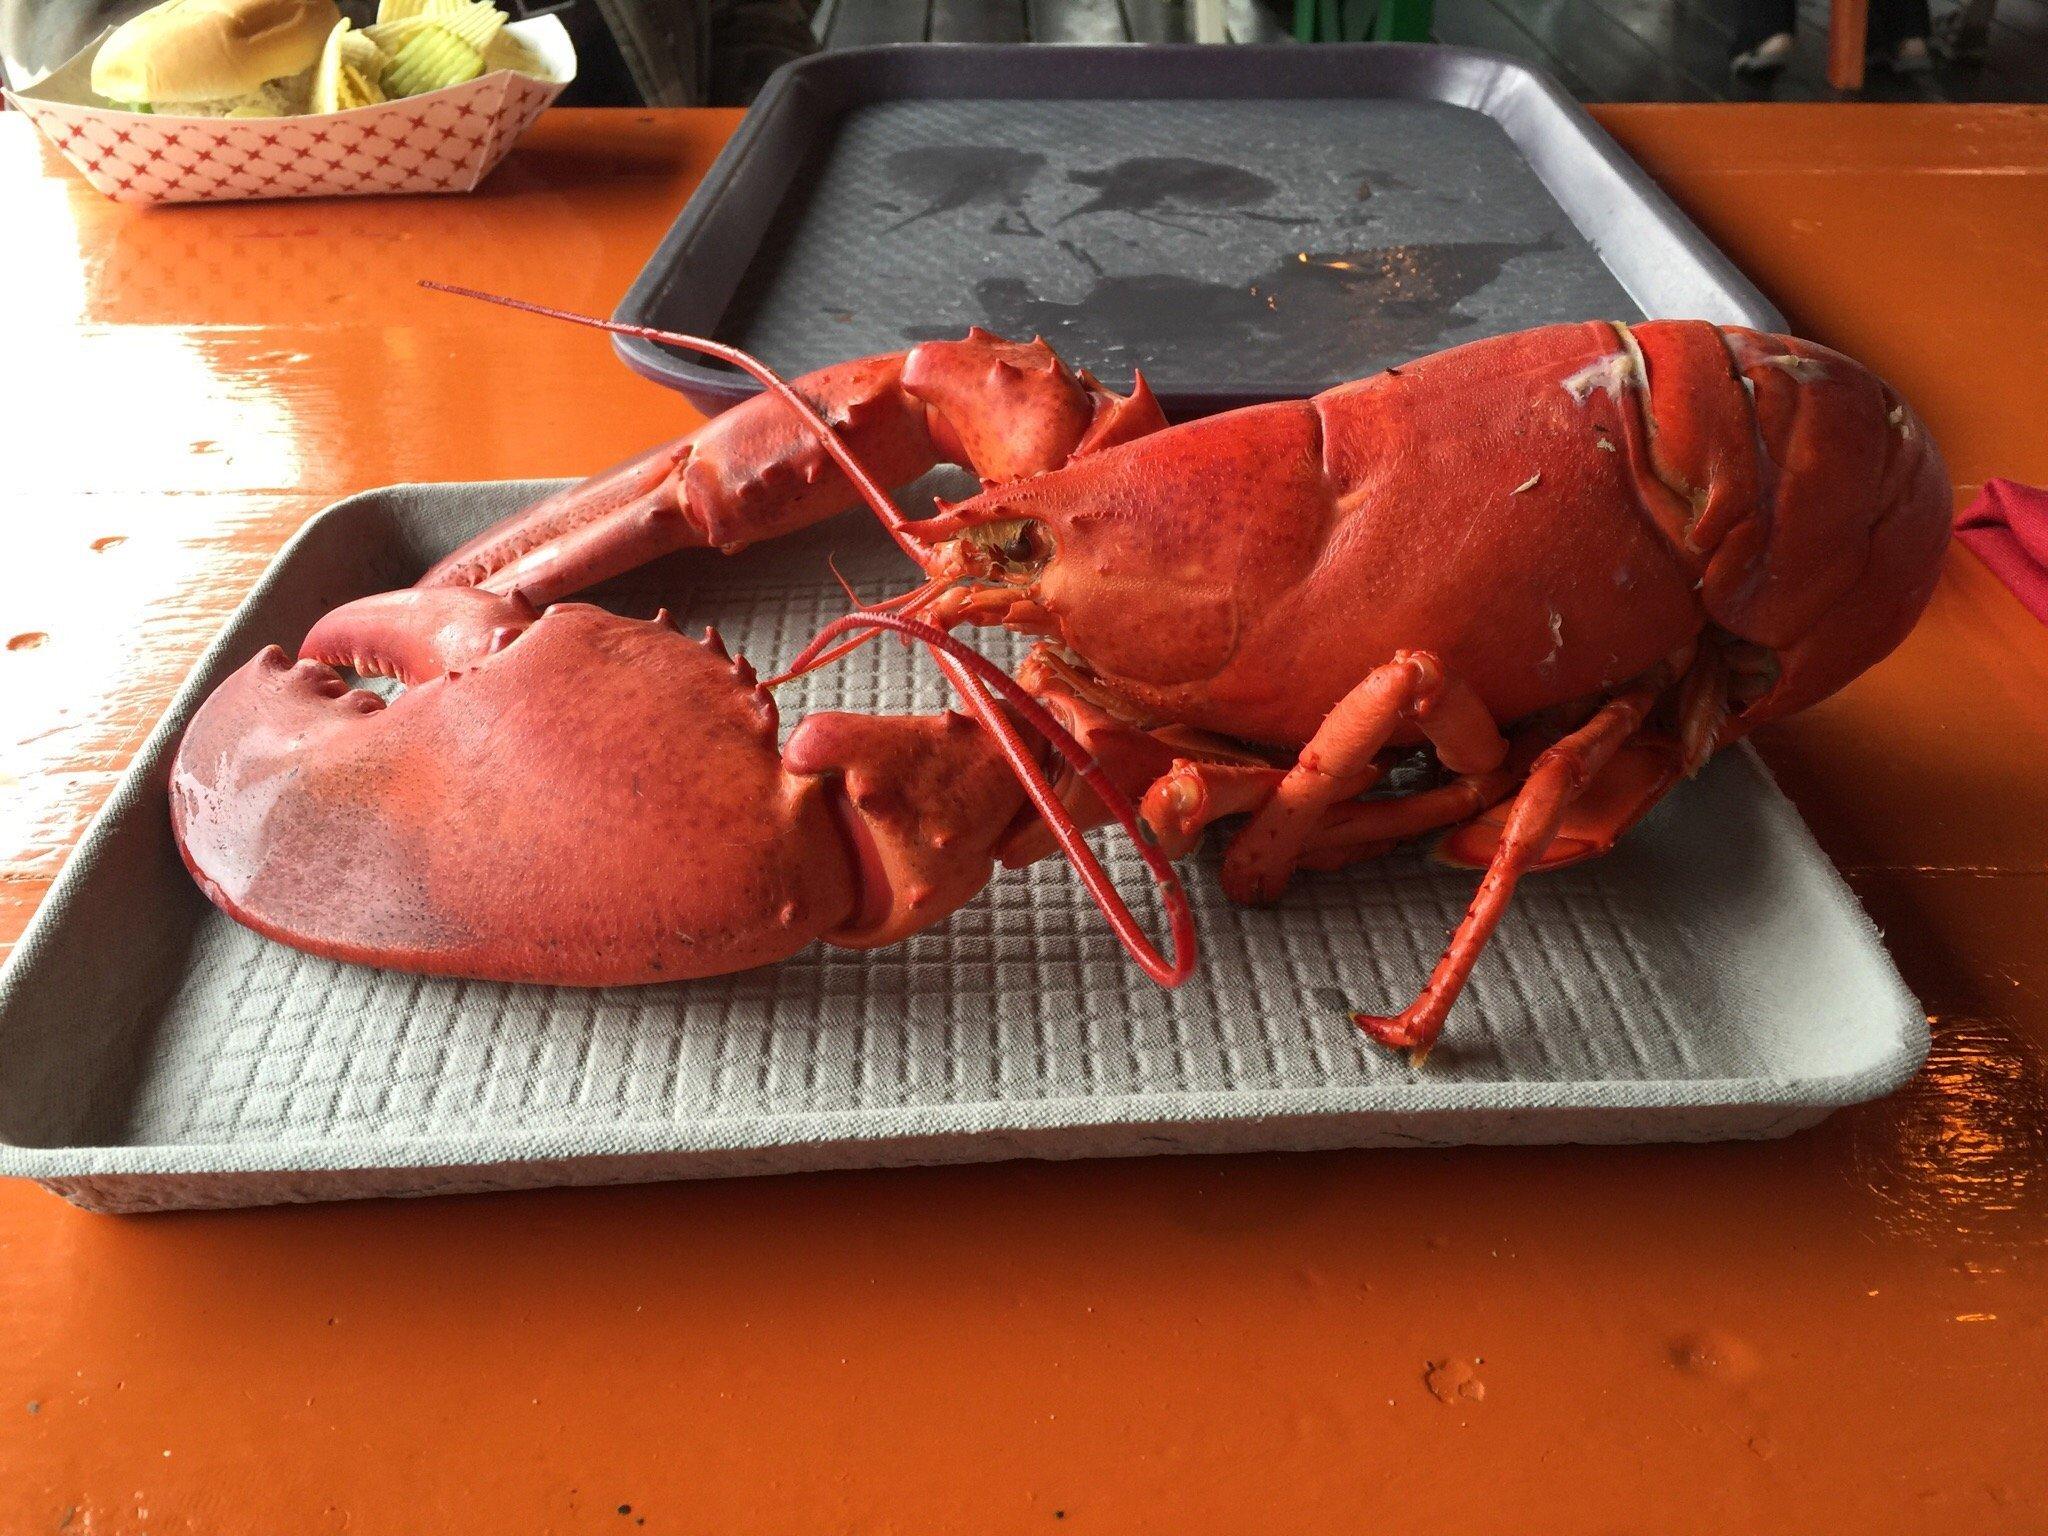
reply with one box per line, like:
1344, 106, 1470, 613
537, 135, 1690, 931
170, 288, 1950, 1059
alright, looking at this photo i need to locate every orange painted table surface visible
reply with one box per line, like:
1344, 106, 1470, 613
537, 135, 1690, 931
3, 105, 2047, 1532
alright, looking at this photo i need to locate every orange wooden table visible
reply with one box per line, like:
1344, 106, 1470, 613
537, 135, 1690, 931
4, 105, 2047, 1532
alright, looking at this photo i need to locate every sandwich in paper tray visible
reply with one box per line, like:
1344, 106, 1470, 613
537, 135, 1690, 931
4, 0, 576, 204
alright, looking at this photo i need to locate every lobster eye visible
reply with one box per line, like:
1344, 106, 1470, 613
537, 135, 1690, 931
1001, 521, 1052, 570
955, 517, 1055, 582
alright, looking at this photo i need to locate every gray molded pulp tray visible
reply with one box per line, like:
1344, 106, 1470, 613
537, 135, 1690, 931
0, 480, 1926, 1213
613, 44, 1784, 417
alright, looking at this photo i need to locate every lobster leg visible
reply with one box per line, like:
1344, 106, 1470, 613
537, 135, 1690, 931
986, 651, 1234, 870
1139, 757, 1517, 871
1140, 762, 1287, 861
1434, 738, 1685, 873
1353, 672, 1669, 1064
1219, 651, 1509, 905
1434, 639, 1722, 872
1295, 761, 1526, 870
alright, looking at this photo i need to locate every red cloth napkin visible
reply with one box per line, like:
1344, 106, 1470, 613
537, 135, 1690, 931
1956, 478, 2048, 624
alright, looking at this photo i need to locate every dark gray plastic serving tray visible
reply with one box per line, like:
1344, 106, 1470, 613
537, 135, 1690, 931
0, 481, 1925, 1214
614, 44, 1783, 417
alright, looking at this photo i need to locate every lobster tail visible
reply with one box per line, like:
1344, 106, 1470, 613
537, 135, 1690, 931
1627, 321, 1951, 732
1708, 327, 1951, 727
1751, 409, 1948, 725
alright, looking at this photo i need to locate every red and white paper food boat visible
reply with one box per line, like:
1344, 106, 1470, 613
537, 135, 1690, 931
4, 16, 574, 205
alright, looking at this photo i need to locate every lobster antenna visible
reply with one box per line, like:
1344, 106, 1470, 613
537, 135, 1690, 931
827, 557, 947, 617
762, 575, 957, 689
779, 612, 1196, 989
825, 554, 866, 610
418, 282, 931, 563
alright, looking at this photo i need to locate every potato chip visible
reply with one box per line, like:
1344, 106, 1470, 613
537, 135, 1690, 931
370, 3, 504, 59
376, 0, 434, 22
436, 3, 507, 51
312, 20, 390, 113
344, 31, 387, 77
372, 3, 529, 80
480, 27, 546, 75
382, 25, 486, 98
362, 15, 433, 49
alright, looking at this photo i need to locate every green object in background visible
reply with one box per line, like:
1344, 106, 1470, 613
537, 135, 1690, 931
1372, 0, 1432, 39
1293, 0, 1431, 41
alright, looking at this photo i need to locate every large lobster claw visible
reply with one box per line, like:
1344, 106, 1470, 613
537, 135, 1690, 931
174, 600, 856, 983
171, 596, 1191, 987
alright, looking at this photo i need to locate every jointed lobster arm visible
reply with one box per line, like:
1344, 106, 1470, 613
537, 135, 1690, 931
415, 286, 1170, 610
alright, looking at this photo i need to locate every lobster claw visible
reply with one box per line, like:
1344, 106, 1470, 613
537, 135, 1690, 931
301, 585, 538, 683
170, 596, 1191, 987
170, 604, 863, 985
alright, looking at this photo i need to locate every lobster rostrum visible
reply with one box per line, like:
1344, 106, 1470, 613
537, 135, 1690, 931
170, 285, 1950, 1061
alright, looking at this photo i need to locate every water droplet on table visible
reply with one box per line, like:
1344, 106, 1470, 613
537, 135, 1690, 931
1669, 1330, 1761, 1384
1423, 1357, 1486, 1403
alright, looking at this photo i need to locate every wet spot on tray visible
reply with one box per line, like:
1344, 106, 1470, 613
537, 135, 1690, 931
1353, 168, 1417, 201
921, 237, 1558, 379
1055, 156, 1309, 229
883, 147, 1048, 235
1057, 239, 1103, 277
881, 151, 1326, 237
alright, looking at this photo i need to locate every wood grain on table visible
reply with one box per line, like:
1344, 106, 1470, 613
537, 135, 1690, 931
2, 105, 2047, 1533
